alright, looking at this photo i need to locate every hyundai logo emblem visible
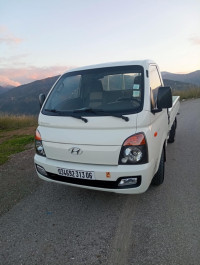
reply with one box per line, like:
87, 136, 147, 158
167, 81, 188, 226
69, 147, 83, 155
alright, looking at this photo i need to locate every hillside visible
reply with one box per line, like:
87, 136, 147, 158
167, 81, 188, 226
0, 76, 59, 115
0, 86, 13, 95
163, 79, 199, 91
162, 70, 200, 86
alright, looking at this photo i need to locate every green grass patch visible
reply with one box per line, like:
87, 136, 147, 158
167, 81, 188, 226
0, 135, 34, 165
0, 114, 37, 130
173, 88, 200, 100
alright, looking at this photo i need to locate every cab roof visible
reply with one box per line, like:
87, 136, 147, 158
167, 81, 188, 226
66, 59, 156, 73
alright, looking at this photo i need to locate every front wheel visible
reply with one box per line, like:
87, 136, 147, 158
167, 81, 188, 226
151, 149, 165, 186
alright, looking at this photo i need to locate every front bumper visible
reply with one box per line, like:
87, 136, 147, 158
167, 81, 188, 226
34, 154, 155, 194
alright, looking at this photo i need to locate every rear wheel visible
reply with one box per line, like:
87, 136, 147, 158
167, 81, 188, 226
151, 149, 165, 186
168, 117, 177, 143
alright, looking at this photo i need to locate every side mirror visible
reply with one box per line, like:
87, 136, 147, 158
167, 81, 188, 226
39, 94, 46, 109
157, 86, 172, 109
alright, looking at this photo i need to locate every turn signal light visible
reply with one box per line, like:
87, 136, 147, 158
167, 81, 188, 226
35, 129, 42, 140
123, 133, 146, 146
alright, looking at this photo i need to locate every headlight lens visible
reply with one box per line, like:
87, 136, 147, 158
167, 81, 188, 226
35, 140, 46, 156
124, 147, 143, 162
119, 133, 148, 165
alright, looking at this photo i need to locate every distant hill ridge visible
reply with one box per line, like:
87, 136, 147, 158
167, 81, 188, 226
163, 79, 199, 91
0, 76, 59, 115
0, 70, 199, 115
162, 70, 200, 86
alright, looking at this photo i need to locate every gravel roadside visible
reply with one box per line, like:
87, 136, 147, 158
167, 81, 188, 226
0, 146, 42, 216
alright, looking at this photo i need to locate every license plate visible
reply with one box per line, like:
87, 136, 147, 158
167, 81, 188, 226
57, 168, 95, 180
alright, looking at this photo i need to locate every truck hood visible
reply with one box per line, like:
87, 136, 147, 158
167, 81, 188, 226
38, 114, 137, 165
38, 114, 137, 145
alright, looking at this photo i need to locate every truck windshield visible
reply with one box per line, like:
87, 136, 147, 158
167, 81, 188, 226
43, 65, 144, 116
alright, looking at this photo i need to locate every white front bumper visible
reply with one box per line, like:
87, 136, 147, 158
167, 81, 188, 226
34, 154, 155, 194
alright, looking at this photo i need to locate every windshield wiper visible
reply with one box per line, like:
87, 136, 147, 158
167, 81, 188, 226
45, 108, 128, 122
70, 115, 88, 123
94, 109, 129, 122
44, 108, 88, 123
73, 107, 129, 122
73, 107, 129, 121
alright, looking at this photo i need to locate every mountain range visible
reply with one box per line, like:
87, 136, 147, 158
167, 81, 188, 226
0, 71, 199, 115
0, 86, 14, 95
162, 70, 200, 86
0, 76, 59, 115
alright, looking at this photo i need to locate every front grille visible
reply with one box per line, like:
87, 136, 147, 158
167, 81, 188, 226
46, 172, 141, 189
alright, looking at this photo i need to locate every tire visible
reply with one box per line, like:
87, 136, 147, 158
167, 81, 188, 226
168, 117, 177, 143
151, 149, 165, 186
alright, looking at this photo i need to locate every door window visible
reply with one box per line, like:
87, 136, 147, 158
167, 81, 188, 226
149, 65, 162, 109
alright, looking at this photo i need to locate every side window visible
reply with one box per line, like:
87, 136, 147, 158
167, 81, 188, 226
149, 65, 162, 109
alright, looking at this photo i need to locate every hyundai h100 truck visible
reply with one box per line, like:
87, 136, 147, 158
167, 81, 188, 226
34, 60, 180, 194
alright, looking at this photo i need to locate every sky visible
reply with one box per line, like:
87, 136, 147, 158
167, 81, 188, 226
0, 0, 200, 87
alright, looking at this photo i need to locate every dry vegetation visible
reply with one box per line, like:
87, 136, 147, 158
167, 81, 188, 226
0, 114, 37, 130
173, 88, 200, 100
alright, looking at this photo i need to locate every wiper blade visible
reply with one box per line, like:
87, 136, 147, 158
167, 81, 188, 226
73, 107, 129, 121
70, 115, 88, 123
44, 109, 88, 123
45, 108, 128, 122
95, 109, 129, 122
114, 114, 129, 122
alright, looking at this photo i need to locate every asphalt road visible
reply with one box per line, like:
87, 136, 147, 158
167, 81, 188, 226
0, 99, 200, 265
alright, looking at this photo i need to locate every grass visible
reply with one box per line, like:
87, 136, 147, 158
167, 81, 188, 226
0, 115, 37, 165
0, 135, 34, 165
0, 114, 37, 130
173, 88, 200, 100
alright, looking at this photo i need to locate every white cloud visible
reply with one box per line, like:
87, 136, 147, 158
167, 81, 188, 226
0, 75, 21, 87
0, 25, 23, 45
189, 37, 200, 45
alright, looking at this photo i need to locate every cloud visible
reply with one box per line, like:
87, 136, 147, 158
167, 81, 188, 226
0, 25, 23, 45
0, 25, 7, 33
189, 37, 200, 45
0, 65, 74, 87
0, 54, 30, 67
0, 75, 21, 87
0, 36, 22, 45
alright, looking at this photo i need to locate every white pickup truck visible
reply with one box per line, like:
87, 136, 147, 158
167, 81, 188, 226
34, 60, 180, 194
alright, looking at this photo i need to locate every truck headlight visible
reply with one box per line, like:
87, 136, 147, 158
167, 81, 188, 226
119, 133, 148, 165
35, 129, 46, 157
